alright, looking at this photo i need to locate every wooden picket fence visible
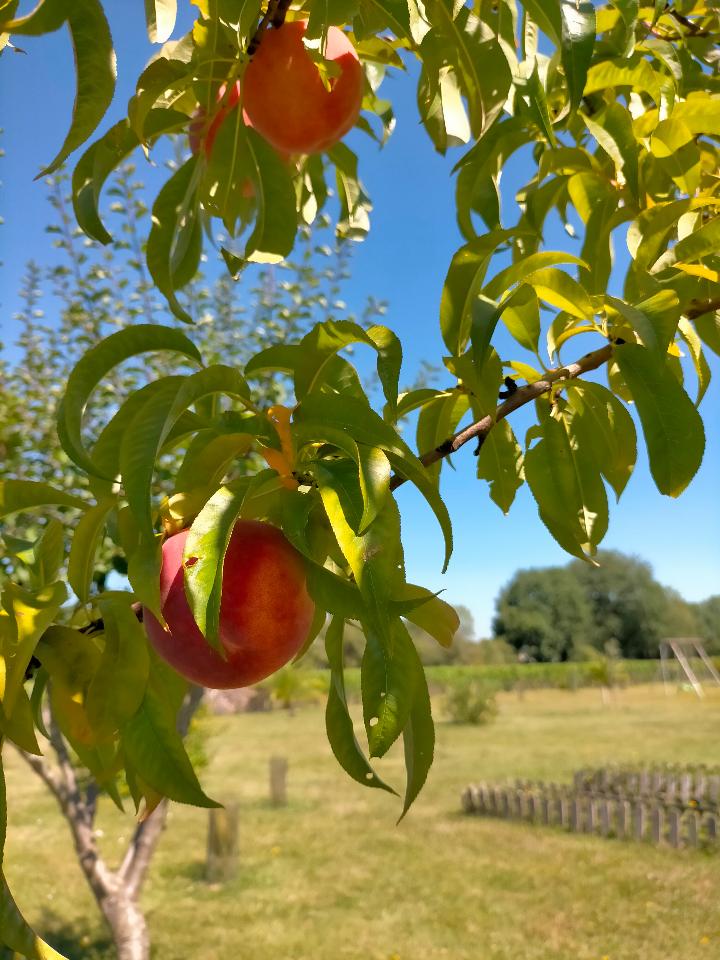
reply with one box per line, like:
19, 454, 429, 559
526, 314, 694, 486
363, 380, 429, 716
461, 765, 720, 850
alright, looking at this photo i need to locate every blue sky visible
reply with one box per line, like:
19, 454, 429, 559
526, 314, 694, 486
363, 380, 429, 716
1, 4, 719, 636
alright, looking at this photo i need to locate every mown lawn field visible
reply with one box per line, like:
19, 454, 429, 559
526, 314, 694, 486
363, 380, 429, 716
4, 684, 720, 960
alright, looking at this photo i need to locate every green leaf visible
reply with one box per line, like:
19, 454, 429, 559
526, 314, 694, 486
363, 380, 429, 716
183, 480, 253, 650
0, 480, 84, 519
120, 365, 252, 537
147, 156, 203, 323
560, 0, 595, 113
677, 316, 711, 407
399, 626, 434, 819
324, 617, 396, 793
243, 128, 299, 261
126, 532, 164, 621
423, 0, 511, 137
296, 395, 453, 572
391, 583, 459, 648
121, 680, 219, 809
72, 110, 188, 244
523, 267, 593, 320
694, 312, 720, 358
89, 378, 199, 496
6, 0, 116, 177
246, 343, 365, 398
175, 431, 254, 494
614, 343, 705, 497
145, 0, 176, 42
440, 232, 514, 354
605, 291, 680, 357
67, 497, 116, 603
476, 419, 524, 514
502, 286, 541, 355
0, 686, 41, 755
58, 325, 202, 477
329, 143, 373, 242
361, 619, 418, 757
305, 562, 364, 620
294, 320, 401, 413
564, 380, 636, 500
584, 54, 663, 104
483, 251, 586, 300
85, 593, 150, 738
415, 391, 470, 483
0, 582, 67, 717
582, 103, 639, 200
524, 403, 608, 560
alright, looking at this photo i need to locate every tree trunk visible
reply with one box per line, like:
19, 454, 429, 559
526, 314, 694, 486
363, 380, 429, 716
99, 892, 150, 960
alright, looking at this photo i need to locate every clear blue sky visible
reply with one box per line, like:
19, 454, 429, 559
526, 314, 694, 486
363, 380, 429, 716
1, 4, 719, 636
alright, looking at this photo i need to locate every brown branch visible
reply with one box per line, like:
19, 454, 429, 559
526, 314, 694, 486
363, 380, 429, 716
685, 297, 720, 320
247, 0, 289, 56
389, 343, 613, 491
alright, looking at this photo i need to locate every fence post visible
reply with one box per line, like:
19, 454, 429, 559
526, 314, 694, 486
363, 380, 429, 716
668, 807, 681, 848
206, 803, 240, 883
633, 801, 646, 842
461, 786, 475, 814
686, 810, 699, 848
270, 756, 288, 806
705, 812, 718, 844
570, 798, 582, 833
651, 806, 664, 845
617, 799, 630, 839
598, 799, 610, 838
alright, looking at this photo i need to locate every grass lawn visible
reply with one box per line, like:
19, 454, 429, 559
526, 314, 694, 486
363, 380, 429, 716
4, 684, 720, 959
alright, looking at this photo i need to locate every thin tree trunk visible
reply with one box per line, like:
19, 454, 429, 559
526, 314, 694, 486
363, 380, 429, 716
98, 893, 150, 960
18, 685, 205, 960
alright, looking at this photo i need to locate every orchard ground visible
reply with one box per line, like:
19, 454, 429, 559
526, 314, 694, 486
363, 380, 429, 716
4, 684, 720, 960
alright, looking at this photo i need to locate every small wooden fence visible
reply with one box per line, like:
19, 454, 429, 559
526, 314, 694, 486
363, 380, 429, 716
461, 765, 720, 850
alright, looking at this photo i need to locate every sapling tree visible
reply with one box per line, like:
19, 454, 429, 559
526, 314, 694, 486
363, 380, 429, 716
1, 2, 719, 958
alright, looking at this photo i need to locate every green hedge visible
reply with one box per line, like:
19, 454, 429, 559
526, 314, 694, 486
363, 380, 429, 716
322, 658, 720, 700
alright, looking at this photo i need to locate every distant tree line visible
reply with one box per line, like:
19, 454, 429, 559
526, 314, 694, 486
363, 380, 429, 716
492, 552, 719, 662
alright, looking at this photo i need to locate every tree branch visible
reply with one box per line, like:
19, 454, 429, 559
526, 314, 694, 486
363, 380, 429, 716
390, 343, 613, 491
685, 297, 720, 320
247, 0, 291, 56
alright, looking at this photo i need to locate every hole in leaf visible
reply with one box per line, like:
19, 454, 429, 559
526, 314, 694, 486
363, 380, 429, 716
365, 772, 373, 780
369, 716, 379, 727
185, 556, 199, 568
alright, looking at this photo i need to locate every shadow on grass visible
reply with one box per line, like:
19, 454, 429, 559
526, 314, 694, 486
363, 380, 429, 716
36, 910, 114, 960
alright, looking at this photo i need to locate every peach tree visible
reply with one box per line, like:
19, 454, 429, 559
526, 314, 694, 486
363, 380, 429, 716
1, 1, 719, 956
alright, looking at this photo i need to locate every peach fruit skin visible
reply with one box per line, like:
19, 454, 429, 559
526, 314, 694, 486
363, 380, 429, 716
144, 521, 314, 689
243, 20, 364, 154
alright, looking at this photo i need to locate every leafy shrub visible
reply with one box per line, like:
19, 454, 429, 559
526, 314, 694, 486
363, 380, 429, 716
443, 678, 498, 725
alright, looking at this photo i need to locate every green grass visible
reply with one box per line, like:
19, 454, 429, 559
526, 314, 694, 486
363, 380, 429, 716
4, 684, 720, 959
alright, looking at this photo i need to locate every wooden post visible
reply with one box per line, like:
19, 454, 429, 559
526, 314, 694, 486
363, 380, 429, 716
586, 799, 597, 834
668, 807, 681, 848
686, 810, 699, 848
461, 787, 475, 814
570, 798, 582, 833
705, 812, 718, 843
598, 799, 610, 838
651, 806, 664, 844
617, 799, 629, 839
560, 794, 570, 830
540, 794, 550, 826
680, 773, 692, 806
206, 803, 240, 883
633, 801, 646, 842
270, 756, 288, 806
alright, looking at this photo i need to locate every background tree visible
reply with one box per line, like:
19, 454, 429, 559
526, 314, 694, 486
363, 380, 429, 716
493, 567, 594, 662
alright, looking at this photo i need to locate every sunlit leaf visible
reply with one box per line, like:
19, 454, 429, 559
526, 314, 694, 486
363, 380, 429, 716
615, 343, 705, 497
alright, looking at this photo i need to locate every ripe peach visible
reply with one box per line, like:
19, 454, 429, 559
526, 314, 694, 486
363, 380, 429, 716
243, 20, 363, 154
144, 520, 314, 689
